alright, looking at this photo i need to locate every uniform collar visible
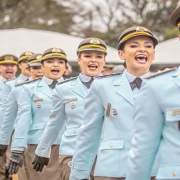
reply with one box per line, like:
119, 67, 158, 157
79, 73, 92, 82
124, 69, 150, 83
0, 76, 8, 82
43, 76, 64, 85
19, 74, 32, 81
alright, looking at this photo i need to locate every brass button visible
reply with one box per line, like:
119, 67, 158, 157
109, 144, 113, 148
74, 131, 76, 134
172, 172, 176, 177
71, 103, 76, 109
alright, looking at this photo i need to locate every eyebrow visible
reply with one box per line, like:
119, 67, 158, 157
129, 41, 153, 44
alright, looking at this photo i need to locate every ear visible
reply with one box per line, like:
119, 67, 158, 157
153, 50, 155, 60
77, 57, 81, 66
118, 50, 125, 60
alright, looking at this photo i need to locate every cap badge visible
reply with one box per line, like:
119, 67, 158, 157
90, 39, 100, 44
52, 48, 61, 53
4, 56, 14, 61
136, 27, 148, 32
37, 55, 42, 60
25, 52, 33, 56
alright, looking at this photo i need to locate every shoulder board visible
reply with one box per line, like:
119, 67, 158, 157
57, 76, 78, 85
15, 78, 41, 87
146, 67, 177, 79
95, 73, 122, 79
4, 78, 16, 83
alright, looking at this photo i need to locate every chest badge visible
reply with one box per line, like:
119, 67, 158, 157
113, 108, 118, 115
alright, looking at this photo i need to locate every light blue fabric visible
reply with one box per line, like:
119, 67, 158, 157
0, 85, 24, 145
69, 71, 159, 179
0, 74, 27, 128
126, 67, 180, 180
35, 76, 88, 158
11, 77, 63, 152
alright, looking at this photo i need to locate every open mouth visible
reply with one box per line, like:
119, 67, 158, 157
135, 54, 147, 64
88, 65, 98, 71
6, 71, 13, 75
51, 69, 60, 75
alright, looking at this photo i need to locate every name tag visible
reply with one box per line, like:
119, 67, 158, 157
66, 98, 78, 103
172, 110, 180, 115
33, 98, 43, 103
106, 103, 111, 117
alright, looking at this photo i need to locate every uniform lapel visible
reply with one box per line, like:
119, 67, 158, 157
114, 72, 134, 106
173, 69, 180, 88
38, 77, 52, 99
71, 76, 86, 98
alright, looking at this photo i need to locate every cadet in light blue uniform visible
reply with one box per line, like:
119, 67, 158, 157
0, 51, 33, 129
0, 54, 43, 180
7, 48, 67, 180
0, 54, 18, 180
69, 27, 159, 180
126, 6, 180, 180
33, 38, 106, 180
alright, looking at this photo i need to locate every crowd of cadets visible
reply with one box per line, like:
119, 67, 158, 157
0, 6, 179, 180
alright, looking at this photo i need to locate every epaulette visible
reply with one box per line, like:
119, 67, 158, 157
146, 67, 177, 79
57, 76, 78, 85
95, 73, 122, 79
4, 78, 16, 83
15, 78, 41, 87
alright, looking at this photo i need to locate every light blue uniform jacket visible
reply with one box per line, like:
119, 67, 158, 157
11, 77, 63, 152
0, 79, 5, 98
70, 72, 159, 179
0, 75, 27, 128
0, 85, 23, 145
35, 76, 86, 157
126, 67, 180, 180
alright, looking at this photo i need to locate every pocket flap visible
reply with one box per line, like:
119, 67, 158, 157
64, 129, 78, 136
29, 122, 44, 130
165, 109, 180, 121
99, 140, 124, 150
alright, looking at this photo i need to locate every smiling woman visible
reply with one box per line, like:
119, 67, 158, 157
33, 37, 107, 180
8, 47, 68, 180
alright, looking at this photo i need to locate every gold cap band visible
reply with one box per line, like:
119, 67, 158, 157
120, 31, 152, 44
78, 44, 107, 53
0, 60, 18, 65
41, 53, 67, 61
28, 59, 41, 65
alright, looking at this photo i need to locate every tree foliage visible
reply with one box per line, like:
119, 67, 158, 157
0, 0, 179, 48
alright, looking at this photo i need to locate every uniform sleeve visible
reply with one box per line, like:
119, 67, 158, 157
35, 86, 66, 158
0, 83, 11, 128
70, 80, 104, 180
126, 80, 164, 180
11, 86, 32, 151
0, 89, 18, 145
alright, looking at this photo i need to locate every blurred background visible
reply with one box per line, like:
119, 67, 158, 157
1, 0, 180, 76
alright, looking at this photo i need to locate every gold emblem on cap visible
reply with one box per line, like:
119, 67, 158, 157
4, 56, 14, 61
136, 27, 148, 32
25, 52, 33, 56
52, 48, 61, 53
90, 39, 100, 44
36, 55, 42, 60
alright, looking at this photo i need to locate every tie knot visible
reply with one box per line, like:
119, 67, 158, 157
130, 77, 142, 90
82, 77, 94, 89
49, 80, 58, 89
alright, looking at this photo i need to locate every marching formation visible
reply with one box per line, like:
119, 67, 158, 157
0, 6, 180, 180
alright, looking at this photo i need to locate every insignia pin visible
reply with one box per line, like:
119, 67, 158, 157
71, 103, 76, 109
113, 109, 118, 115
37, 103, 41, 108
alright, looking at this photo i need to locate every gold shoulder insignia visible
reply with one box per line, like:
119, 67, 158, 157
95, 73, 122, 79
146, 67, 177, 79
57, 76, 78, 85
15, 78, 41, 87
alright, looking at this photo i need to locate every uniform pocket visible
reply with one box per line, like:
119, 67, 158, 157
64, 129, 78, 136
29, 122, 44, 130
165, 108, 180, 121
95, 140, 125, 177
